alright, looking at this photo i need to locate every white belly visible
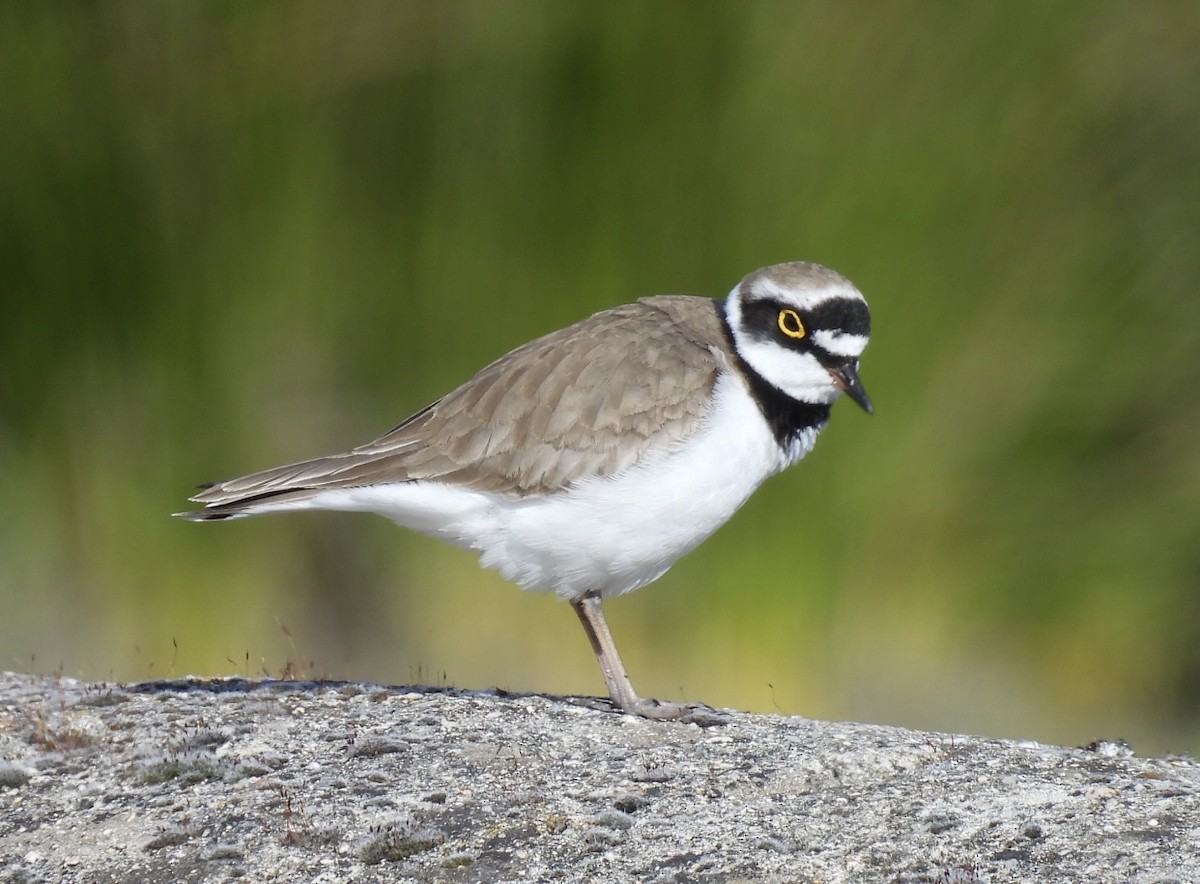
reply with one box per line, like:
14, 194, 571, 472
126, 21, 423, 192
302, 375, 820, 600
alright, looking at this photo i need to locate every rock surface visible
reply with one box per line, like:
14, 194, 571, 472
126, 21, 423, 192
0, 672, 1196, 883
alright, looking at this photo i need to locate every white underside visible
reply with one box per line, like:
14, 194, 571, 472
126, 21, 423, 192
238, 374, 820, 601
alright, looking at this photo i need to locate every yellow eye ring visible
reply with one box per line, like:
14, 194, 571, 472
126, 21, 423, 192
777, 308, 806, 339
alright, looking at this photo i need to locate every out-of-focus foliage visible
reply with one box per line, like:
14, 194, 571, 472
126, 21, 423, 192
2, 2, 1197, 754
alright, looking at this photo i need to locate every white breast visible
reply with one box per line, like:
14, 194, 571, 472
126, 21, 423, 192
296, 373, 820, 601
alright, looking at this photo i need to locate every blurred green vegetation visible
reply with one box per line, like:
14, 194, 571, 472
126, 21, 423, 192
2, 2, 1198, 754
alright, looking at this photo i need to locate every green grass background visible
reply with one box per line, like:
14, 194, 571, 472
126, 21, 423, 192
2, 2, 1198, 754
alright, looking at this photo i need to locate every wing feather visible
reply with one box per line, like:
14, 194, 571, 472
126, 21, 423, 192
184, 296, 730, 514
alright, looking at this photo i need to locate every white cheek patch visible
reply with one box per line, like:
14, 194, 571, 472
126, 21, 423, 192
812, 329, 868, 358
735, 338, 841, 405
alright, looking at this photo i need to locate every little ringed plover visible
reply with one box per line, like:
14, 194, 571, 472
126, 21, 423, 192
178, 261, 872, 721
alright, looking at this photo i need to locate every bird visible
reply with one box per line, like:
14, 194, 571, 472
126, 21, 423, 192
177, 262, 872, 721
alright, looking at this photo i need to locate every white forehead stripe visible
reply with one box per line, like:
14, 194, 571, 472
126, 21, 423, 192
750, 277, 864, 311
812, 329, 868, 358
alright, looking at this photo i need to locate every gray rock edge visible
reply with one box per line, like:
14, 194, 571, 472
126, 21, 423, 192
1, 672, 1196, 883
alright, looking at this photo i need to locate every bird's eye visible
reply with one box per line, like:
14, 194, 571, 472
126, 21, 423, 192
777, 308, 806, 340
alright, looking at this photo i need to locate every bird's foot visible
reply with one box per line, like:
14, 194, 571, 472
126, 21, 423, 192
626, 697, 728, 727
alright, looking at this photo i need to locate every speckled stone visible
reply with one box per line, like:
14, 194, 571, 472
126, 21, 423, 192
1, 672, 1197, 882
